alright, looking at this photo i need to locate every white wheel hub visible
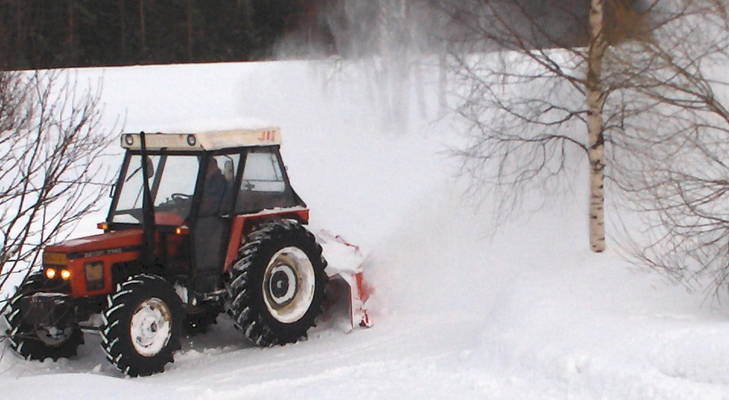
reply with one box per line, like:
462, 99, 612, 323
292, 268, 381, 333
35, 325, 73, 347
130, 298, 172, 357
263, 247, 315, 324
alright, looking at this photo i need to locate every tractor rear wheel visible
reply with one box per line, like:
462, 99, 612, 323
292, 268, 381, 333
100, 274, 183, 377
3, 273, 83, 361
227, 220, 327, 346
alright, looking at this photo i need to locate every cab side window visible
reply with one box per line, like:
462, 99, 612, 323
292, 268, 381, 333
241, 150, 285, 193
236, 149, 296, 213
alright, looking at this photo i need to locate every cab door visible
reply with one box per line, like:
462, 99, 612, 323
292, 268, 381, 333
192, 152, 240, 292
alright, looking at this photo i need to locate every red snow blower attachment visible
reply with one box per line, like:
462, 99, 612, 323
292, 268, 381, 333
317, 230, 372, 330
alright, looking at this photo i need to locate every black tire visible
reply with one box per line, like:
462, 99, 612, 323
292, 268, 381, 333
227, 220, 327, 346
3, 273, 83, 361
100, 274, 183, 377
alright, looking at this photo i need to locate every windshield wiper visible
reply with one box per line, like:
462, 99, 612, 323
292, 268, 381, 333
125, 165, 142, 183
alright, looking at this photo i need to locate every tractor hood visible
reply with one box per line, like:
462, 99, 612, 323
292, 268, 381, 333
44, 229, 143, 258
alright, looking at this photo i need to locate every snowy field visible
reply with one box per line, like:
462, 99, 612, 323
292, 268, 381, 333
2, 58, 729, 399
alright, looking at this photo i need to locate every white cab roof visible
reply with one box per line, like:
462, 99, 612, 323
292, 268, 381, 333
120, 127, 281, 151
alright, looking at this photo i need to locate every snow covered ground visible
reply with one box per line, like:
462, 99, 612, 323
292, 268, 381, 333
2, 58, 729, 399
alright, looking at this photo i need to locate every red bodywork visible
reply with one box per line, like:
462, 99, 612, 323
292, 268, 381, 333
222, 209, 310, 272
45, 229, 143, 298
43, 208, 309, 298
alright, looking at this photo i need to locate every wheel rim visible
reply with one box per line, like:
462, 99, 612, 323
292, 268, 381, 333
262, 247, 315, 324
130, 298, 173, 357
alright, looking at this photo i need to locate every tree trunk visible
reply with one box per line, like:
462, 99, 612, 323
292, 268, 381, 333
438, 53, 447, 116
186, 0, 193, 60
67, 0, 77, 65
586, 0, 608, 253
139, 0, 146, 57
119, 0, 127, 59
15, 0, 24, 67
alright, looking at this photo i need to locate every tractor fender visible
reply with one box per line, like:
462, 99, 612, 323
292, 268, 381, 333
222, 208, 310, 273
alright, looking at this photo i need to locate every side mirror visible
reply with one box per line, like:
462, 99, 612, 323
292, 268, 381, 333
223, 159, 234, 182
145, 156, 155, 179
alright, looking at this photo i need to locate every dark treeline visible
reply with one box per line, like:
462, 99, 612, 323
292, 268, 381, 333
0, 0, 647, 71
0, 0, 337, 70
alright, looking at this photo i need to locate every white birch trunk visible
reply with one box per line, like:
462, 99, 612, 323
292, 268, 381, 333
438, 53, 448, 116
587, 0, 608, 253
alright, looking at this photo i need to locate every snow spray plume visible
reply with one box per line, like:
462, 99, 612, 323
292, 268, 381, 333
275, 0, 453, 130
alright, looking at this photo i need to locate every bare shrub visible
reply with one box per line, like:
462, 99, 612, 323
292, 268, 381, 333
605, 1, 729, 294
0, 70, 112, 309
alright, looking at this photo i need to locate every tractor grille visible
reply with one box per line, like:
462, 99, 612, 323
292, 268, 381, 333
36, 275, 71, 294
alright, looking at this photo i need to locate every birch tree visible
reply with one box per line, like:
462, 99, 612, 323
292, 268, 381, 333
586, 0, 609, 252
435, 0, 729, 292
433, 0, 641, 252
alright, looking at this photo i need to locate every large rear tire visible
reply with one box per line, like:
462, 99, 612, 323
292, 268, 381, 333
3, 273, 83, 361
227, 220, 327, 346
100, 274, 183, 377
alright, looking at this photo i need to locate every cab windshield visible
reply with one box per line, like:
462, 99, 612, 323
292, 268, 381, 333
111, 154, 200, 224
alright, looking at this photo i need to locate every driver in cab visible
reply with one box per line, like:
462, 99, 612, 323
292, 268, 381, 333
200, 158, 227, 216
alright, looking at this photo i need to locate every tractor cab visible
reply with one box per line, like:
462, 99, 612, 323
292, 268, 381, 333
108, 128, 304, 292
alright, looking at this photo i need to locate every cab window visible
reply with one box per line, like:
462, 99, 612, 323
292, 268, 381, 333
241, 150, 285, 192
236, 149, 297, 213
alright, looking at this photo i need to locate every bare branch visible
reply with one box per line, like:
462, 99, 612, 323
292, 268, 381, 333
0, 70, 113, 303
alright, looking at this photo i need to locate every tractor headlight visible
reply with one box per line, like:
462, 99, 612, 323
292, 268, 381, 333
60, 269, 72, 280
45, 267, 57, 279
84, 261, 104, 290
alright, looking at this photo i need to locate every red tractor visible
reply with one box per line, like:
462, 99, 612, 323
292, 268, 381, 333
3, 127, 370, 376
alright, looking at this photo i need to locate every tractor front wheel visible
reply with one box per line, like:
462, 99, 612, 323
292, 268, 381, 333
100, 274, 183, 377
3, 273, 83, 361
